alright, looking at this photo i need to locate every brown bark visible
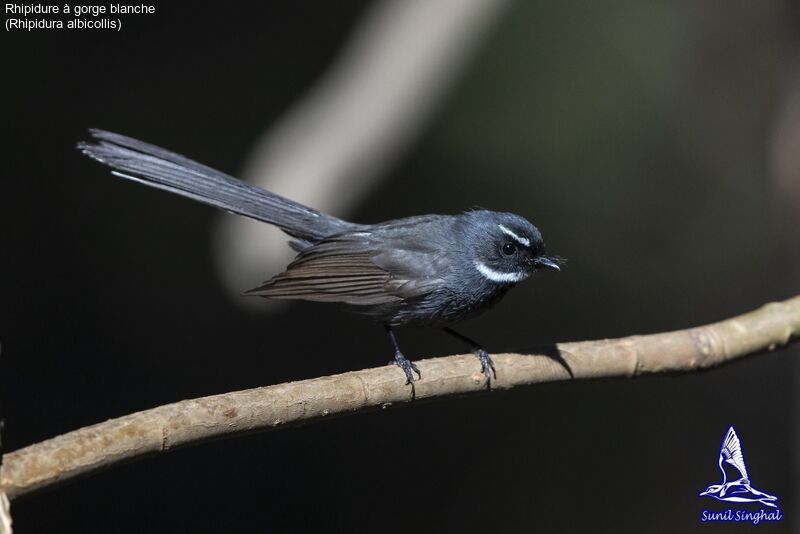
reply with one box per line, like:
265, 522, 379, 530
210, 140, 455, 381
2, 296, 798, 501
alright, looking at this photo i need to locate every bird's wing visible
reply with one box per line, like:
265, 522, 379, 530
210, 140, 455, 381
246, 233, 446, 305
720, 427, 749, 480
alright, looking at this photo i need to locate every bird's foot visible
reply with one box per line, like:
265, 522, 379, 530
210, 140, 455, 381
391, 352, 421, 398
474, 348, 496, 388
441, 327, 496, 388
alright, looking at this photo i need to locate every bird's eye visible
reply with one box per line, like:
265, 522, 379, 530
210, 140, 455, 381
502, 243, 517, 256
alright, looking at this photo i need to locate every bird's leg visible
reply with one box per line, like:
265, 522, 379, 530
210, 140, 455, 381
385, 326, 421, 398
442, 327, 496, 387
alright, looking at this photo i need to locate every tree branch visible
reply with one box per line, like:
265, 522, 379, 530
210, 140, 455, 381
2, 296, 798, 501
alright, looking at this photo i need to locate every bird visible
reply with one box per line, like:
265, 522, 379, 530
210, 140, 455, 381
78, 129, 562, 396
699, 426, 779, 508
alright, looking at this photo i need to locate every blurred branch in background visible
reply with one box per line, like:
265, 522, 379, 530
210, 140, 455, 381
770, 68, 800, 234
2, 295, 798, 504
0, 493, 9, 534
213, 0, 510, 301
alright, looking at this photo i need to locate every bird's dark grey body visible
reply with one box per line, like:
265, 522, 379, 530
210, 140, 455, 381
79, 130, 560, 393
256, 213, 528, 327
262, 214, 457, 312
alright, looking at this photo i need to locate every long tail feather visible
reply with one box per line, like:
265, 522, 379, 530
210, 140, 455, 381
78, 129, 359, 241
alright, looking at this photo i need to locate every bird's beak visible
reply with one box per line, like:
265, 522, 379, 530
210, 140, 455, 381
534, 256, 561, 271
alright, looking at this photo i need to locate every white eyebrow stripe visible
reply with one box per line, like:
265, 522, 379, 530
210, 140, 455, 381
498, 224, 530, 247
473, 261, 529, 283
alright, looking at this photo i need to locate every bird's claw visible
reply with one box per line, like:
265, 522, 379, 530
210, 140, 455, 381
441, 327, 496, 388
476, 349, 496, 388
392, 352, 421, 398
393, 353, 421, 383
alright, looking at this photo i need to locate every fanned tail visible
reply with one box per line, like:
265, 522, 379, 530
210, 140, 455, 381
78, 129, 359, 241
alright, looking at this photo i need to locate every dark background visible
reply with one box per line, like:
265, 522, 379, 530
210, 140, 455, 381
2, 1, 799, 532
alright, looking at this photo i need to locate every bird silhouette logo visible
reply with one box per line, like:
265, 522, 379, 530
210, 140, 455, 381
699, 426, 778, 508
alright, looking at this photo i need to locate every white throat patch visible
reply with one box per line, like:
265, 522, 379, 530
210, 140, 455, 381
498, 224, 530, 247
473, 261, 528, 283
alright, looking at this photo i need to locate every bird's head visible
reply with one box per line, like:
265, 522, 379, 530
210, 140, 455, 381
462, 211, 562, 284
699, 484, 724, 497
